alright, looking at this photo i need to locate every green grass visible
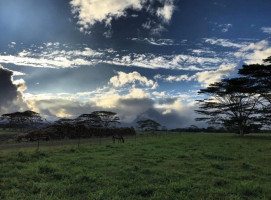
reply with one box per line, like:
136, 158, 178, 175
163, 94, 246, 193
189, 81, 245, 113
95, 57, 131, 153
1, 133, 271, 200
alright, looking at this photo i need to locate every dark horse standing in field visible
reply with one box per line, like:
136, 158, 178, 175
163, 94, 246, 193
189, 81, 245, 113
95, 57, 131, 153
112, 134, 124, 143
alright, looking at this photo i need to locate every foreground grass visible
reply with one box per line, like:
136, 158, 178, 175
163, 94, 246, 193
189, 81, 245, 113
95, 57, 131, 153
1, 133, 271, 200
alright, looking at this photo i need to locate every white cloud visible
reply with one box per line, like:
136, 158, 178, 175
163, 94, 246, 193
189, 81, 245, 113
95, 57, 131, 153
110, 53, 222, 70
205, 38, 246, 48
155, 63, 236, 87
12, 70, 26, 76
234, 40, 271, 64
219, 24, 232, 33
70, 0, 175, 35
70, 0, 142, 30
195, 64, 236, 86
0, 44, 103, 68
152, 91, 165, 98
156, 0, 175, 23
261, 27, 271, 34
109, 71, 157, 89
204, 38, 271, 65
5, 38, 266, 72
155, 74, 194, 82
131, 38, 178, 46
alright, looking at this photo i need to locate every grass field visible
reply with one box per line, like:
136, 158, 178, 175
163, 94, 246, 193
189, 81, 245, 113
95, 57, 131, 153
1, 133, 271, 200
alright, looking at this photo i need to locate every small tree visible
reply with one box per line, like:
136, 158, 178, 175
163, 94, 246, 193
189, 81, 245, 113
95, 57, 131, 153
137, 119, 161, 131
195, 78, 263, 136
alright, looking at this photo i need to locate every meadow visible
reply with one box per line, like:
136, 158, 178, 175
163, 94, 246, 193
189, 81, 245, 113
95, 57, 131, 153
1, 133, 271, 200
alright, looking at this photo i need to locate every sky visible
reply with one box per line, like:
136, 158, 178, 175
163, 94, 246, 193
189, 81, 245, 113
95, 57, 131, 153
0, 0, 271, 129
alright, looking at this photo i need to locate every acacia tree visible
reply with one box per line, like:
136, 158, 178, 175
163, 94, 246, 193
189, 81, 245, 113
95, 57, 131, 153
75, 113, 103, 127
195, 78, 264, 136
91, 111, 120, 128
238, 56, 271, 124
136, 119, 161, 131
1, 110, 43, 130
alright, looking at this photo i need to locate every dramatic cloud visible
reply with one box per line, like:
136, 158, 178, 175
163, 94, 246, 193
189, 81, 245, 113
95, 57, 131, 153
70, 0, 175, 34
25, 88, 200, 129
0, 65, 28, 114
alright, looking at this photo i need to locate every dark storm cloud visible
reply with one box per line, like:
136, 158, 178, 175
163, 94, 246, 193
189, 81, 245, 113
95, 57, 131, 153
0, 65, 27, 114
0, 66, 17, 103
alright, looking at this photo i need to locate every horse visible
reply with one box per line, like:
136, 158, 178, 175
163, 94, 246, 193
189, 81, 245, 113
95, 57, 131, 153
112, 134, 124, 143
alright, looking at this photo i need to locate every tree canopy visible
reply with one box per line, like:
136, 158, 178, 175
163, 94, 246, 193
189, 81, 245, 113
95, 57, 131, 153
1, 110, 43, 130
238, 56, 271, 103
195, 78, 263, 136
75, 111, 120, 128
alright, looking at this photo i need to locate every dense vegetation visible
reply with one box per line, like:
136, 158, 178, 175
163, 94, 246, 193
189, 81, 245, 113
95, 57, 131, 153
1, 133, 271, 200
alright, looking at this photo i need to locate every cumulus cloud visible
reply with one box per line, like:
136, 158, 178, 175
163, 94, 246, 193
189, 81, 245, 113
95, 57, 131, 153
70, 0, 175, 35
70, 0, 142, 29
0, 65, 28, 114
109, 71, 157, 89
